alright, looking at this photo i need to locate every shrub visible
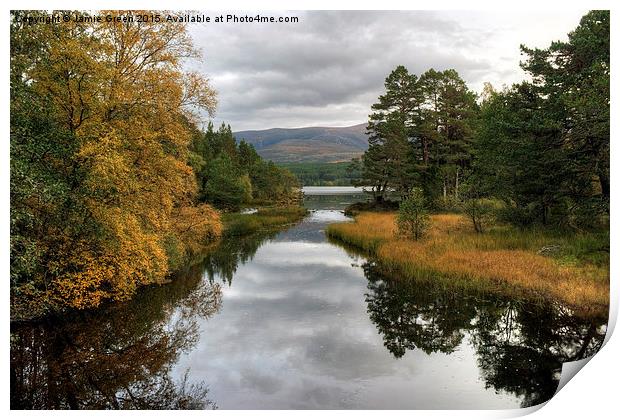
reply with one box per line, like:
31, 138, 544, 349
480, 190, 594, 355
397, 188, 430, 240
497, 204, 538, 228
344, 200, 399, 216
462, 198, 499, 233
564, 197, 609, 231
434, 195, 462, 213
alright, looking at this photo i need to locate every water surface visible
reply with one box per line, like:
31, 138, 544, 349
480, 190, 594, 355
10, 189, 607, 409
302, 186, 366, 195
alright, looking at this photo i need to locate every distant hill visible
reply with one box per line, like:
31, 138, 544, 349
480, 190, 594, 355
233, 123, 368, 163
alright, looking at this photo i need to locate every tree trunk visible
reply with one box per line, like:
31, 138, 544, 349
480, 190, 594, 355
375, 182, 388, 204
455, 168, 460, 199
574, 323, 597, 360
598, 168, 610, 200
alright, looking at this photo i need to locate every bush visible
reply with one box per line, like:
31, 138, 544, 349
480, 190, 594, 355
564, 197, 609, 231
344, 200, 399, 216
497, 204, 538, 228
397, 188, 430, 240
462, 198, 499, 233
434, 195, 462, 212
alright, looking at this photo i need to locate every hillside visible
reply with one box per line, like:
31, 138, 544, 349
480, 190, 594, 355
233, 123, 368, 163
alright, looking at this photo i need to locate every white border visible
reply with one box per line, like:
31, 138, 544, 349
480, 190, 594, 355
2, 1, 617, 419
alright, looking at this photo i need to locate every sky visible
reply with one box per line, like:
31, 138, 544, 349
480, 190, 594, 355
187, 10, 587, 131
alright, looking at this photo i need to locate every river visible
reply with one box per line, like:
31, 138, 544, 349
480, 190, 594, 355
10, 188, 607, 409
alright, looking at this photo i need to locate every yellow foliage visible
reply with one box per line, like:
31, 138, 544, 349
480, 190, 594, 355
13, 11, 222, 312
171, 204, 223, 256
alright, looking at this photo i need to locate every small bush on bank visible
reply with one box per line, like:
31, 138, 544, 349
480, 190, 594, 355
496, 204, 539, 228
462, 198, 501, 233
397, 188, 431, 240
433, 195, 462, 213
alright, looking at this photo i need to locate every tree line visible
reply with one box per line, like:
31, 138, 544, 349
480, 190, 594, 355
190, 122, 299, 211
353, 11, 609, 230
10, 11, 298, 319
278, 162, 361, 186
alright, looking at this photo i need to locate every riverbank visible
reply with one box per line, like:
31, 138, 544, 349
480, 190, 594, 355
222, 206, 308, 236
11, 191, 608, 409
327, 212, 609, 317
10, 206, 306, 322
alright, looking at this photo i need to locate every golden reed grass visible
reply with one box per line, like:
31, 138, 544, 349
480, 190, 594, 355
327, 212, 609, 317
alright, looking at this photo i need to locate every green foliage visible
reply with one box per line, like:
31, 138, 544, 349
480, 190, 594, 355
222, 207, 308, 236
357, 10, 608, 231
278, 162, 360, 186
417, 68, 478, 201
360, 66, 419, 201
190, 123, 301, 210
357, 65, 478, 204
472, 10, 609, 228
462, 199, 499, 234
203, 155, 249, 211
250, 161, 300, 205
521, 10, 609, 201
397, 188, 430, 240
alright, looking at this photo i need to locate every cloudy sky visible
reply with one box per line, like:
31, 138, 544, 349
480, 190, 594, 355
187, 10, 586, 131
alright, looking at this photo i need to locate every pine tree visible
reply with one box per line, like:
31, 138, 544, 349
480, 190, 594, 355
418, 69, 478, 202
363, 66, 421, 201
520, 10, 609, 217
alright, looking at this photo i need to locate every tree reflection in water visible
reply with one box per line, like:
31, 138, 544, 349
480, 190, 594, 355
12, 224, 608, 409
201, 231, 278, 285
10, 228, 280, 410
362, 261, 607, 407
11, 262, 222, 409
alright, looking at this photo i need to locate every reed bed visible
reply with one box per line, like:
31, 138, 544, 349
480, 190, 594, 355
223, 206, 308, 236
327, 212, 609, 316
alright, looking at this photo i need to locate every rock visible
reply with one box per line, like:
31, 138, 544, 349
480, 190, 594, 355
537, 244, 561, 256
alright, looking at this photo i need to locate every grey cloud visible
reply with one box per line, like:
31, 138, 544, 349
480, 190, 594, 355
185, 10, 583, 130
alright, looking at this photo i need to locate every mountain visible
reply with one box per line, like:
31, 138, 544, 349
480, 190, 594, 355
233, 123, 368, 163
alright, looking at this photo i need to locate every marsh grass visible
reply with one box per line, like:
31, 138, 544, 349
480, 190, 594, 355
327, 212, 609, 317
223, 206, 308, 236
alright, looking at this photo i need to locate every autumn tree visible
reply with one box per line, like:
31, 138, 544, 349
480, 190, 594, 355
10, 10, 221, 317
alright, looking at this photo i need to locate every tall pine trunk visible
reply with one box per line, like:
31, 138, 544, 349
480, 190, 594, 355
454, 167, 460, 199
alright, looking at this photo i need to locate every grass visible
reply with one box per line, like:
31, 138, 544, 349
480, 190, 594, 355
327, 212, 609, 317
222, 206, 308, 236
